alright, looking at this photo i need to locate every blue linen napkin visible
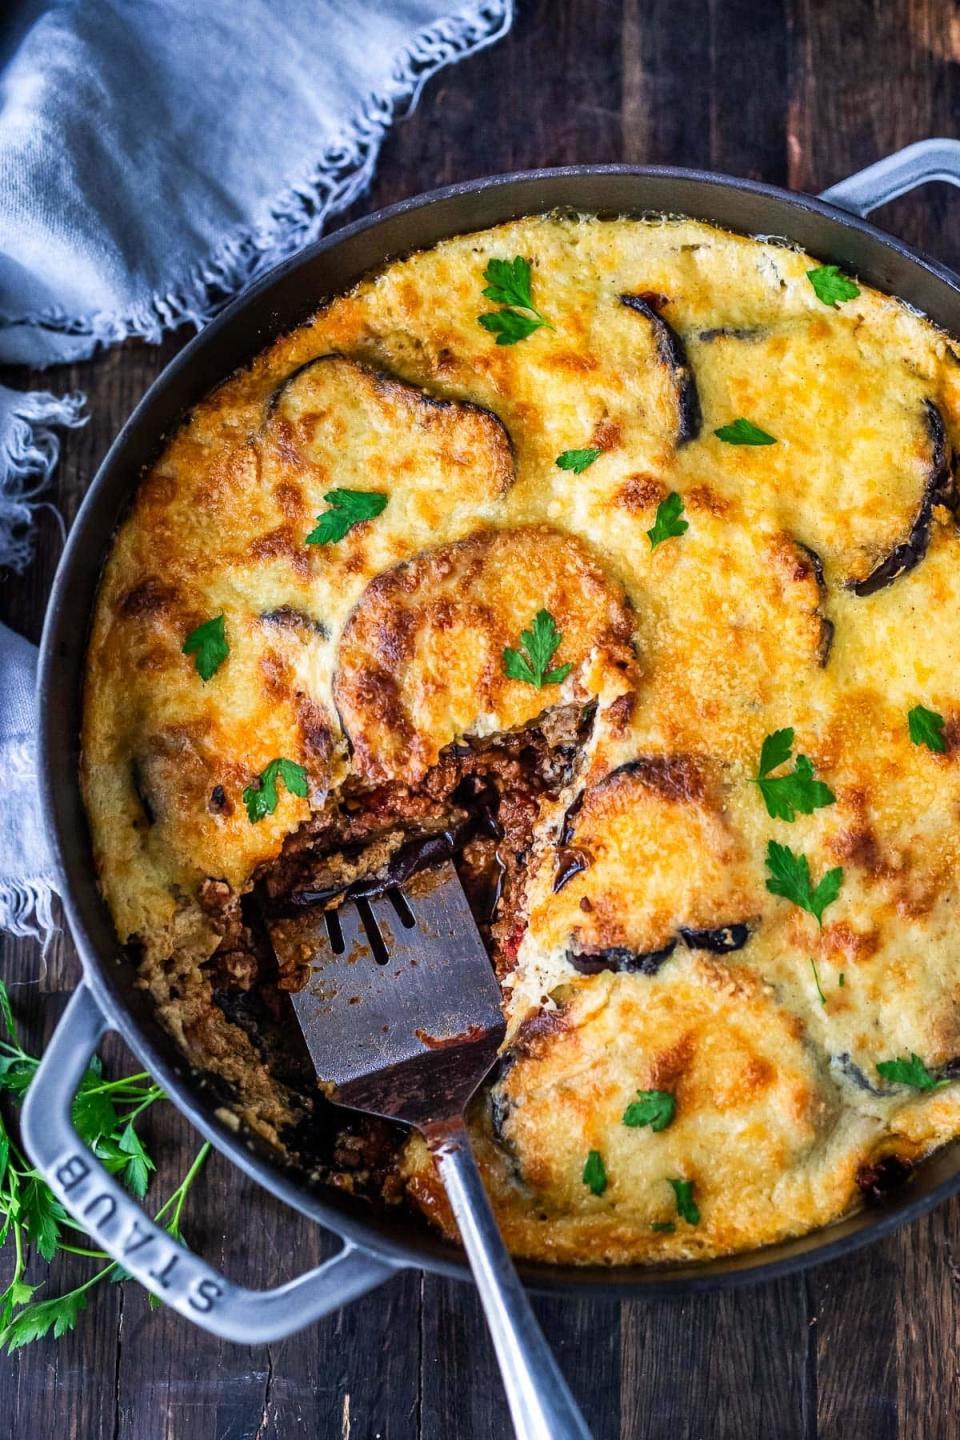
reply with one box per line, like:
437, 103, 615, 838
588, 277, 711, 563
0, 0, 513, 940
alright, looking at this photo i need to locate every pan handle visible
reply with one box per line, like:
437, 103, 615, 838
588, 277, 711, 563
820, 137, 960, 217
21, 983, 400, 1343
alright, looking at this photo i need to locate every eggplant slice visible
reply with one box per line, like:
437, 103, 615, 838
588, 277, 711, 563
619, 293, 702, 445
849, 401, 954, 597
261, 352, 516, 512
568, 923, 749, 975
530, 755, 758, 965
568, 941, 677, 976
794, 541, 834, 666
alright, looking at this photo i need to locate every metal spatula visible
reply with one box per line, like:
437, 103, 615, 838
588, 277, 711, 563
274, 860, 591, 1440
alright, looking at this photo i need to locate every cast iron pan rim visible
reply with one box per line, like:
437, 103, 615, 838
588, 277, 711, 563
38, 161, 960, 1295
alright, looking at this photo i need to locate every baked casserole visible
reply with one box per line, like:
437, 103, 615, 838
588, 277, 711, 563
82, 214, 960, 1264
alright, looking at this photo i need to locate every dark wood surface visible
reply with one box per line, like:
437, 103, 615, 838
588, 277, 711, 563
4, 1, 960, 1435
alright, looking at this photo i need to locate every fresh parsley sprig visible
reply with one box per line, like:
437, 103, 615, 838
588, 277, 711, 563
622, 1090, 676, 1132
478, 257, 553, 345
647, 492, 688, 550
0, 980, 209, 1352
182, 614, 228, 683
765, 841, 843, 927
668, 1178, 700, 1225
714, 417, 777, 446
502, 609, 572, 690
908, 703, 947, 754
305, 489, 388, 546
243, 757, 308, 822
555, 448, 601, 474
807, 265, 860, 308
753, 728, 835, 822
876, 1053, 947, 1092
582, 1150, 607, 1196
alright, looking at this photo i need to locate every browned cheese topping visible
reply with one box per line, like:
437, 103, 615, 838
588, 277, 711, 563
83, 217, 960, 1264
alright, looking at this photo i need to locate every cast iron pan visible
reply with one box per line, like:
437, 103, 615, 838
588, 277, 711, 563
21, 141, 960, 1342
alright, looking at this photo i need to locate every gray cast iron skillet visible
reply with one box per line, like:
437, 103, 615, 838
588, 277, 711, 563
22, 139, 960, 1344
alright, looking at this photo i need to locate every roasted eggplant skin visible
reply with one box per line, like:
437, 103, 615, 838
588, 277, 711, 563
567, 921, 749, 976
568, 940, 677, 976
679, 923, 750, 954
619, 293, 702, 445
850, 401, 954, 597
795, 541, 835, 666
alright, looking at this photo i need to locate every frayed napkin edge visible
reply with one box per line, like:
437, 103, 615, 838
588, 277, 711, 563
0, 877, 58, 950
1, 0, 513, 361
0, 387, 86, 573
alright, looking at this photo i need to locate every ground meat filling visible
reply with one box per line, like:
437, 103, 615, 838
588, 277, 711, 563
258, 701, 591, 984
195, 703, 593, 1199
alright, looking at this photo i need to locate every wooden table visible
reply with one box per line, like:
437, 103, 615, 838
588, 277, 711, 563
4, 2, 960, 1434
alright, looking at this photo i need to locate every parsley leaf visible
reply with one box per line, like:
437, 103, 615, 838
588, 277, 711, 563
305, 489, 388, 545
807, 265, 860, 308
182, 614, 228, 683
72, 1082, 120, 1148
651, 1221, 676, 1234
243, 758, 308, 823
502, 609, 572, 689
668, 1178, 700, 1225
876, 1053, 947, 1092
765, 841, 843, 926
754, 727, 835, 822
555, 448, 602, 474
582, 1150, 607, 1196
1, 1288, 90, 1353
478, 256, 552, 345
481, 256, 539, 310
714, 417, 777, 446
647, 492, 688, 550
117, 1121, 155, 1198
20, 1179, 67, 1262
478, 310, 546, 344
622, 1090, 676, 1132
908, 703, 947, 754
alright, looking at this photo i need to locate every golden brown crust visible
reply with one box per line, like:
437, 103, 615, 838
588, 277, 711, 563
82, 212, 960, 1267
334, 525, 636, 782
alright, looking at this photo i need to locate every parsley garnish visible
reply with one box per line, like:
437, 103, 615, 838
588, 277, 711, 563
502, 609, 572, 689
305, 489, 387, 545
0, 979, 209, 1353
754, 728, 835, 822
651, 1221, 676, 1233
182, 614, 228, 683
555, 448, 601, 474
807, 265, 860, 308
243, 757, 308, 822
714, 417, 777, 446
668, 1178, 700, 1225
810, 957, 827, 1007
622, 1090, 676, 1132
582, 1150, 607, 1195
876, 1053, 947, 1092
765, 841, 843, 927
647, 492, 688, 550
908, 703, 947, 754
478, 256, 552, 345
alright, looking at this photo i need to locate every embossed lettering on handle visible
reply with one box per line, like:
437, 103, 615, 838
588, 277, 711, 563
22, 984, 398, 1343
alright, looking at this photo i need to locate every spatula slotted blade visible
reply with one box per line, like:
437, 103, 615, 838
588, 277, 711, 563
274, 862, 505, 1128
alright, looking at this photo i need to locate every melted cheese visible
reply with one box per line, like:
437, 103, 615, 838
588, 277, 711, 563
83, 214, 960, 1265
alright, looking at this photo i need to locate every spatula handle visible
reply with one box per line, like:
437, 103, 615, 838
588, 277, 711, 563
431, 1123, 593, 1440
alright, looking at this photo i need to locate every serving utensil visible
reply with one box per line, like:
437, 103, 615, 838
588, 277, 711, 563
283, 860, 591, 1440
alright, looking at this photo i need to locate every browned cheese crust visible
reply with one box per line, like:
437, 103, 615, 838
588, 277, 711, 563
82, 214, 960, 1261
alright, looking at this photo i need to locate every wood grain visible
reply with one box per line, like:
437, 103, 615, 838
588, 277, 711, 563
4, 0, 960, 1434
